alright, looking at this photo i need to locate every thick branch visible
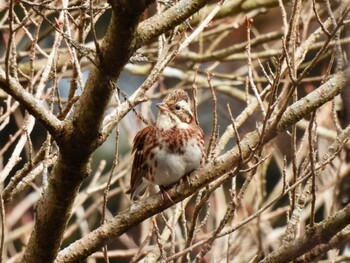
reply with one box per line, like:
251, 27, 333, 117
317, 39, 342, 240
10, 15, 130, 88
55, 69, 348, 263
136, 0, 285, 46
136, 0, 212, 46
259, 204, 350, 263
65, 1, 154, 156
0, 69, 61, 137
19, 1, 153, 263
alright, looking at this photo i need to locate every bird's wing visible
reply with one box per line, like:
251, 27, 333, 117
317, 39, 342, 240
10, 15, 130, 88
127, 126, 153, 199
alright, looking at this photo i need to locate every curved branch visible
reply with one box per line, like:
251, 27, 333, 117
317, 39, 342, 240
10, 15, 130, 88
0, 69, 61, 137
260, 204, 350, 263
55, 69, 348, 263
295, 227, 350, 262
135, 0, 212, 46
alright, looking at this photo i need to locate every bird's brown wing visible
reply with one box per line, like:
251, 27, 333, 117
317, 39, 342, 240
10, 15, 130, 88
127, 126, 153, 199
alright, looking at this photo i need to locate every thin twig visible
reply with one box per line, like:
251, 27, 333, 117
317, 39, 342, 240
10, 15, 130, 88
90, 0, 100, 54
206, 71, 219, 162
226, 104, 242, 163
312, 0, 330, 37
192, 67, 200, 125
0, 192, 5, 263
308, 111, 317, 227
245, 16, 266, 116
153, 217, 167, 262
101, 129, 120, 263
179, 191, 210, 263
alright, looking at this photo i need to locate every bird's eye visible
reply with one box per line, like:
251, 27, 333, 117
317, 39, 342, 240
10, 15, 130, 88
175, 104, 181, 110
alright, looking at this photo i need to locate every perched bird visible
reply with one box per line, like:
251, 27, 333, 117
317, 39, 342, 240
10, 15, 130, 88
127, 90, 205, 200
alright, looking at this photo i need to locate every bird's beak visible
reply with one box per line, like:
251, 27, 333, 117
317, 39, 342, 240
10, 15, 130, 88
156, 103, 169, 112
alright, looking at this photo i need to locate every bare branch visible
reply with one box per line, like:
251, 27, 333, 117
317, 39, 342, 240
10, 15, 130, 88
260, 204, 350, 263
0, 69, 61, 137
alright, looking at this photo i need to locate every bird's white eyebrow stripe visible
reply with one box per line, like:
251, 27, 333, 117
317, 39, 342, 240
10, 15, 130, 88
177, 100, 190, 108
177, 100, 192, 115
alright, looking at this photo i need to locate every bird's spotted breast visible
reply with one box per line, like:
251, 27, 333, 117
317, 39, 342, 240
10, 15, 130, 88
143, 126, 204, 186
128, 90, 205, 200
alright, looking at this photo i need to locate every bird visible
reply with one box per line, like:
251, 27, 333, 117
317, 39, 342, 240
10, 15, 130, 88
127, 90, 205, 200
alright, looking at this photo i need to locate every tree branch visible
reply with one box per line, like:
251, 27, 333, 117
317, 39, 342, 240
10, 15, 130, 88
0, 69, 61, 137
259, 204, 350, 263
55, 69, 348, 263
135, 0, 212, 46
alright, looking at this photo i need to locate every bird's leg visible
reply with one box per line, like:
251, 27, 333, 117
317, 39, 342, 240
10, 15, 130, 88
180, 172, 192, 187
159, 185, 176, 204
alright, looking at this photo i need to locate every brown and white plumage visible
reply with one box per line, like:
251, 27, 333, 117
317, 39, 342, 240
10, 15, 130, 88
128, 90, 205, 200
